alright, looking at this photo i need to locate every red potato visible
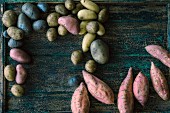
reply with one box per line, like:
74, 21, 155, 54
145, 45, 170, 68
58, 16, 80, 35
10, 48, 31, 63
150, 62, 169, 100
133, 72, 149, 106
82, 70, 114, 104
118, 67, 134, 113
71, 82, 90, 113
16, 64, 27, 84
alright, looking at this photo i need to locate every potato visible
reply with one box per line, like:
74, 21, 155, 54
90, 39, 109, 64
10, 48, 31, 63
2, 10, 17, 27
46, 28, 57, 42
22, 3, 40, 20
97, 22, 105, 36
82, 33, 96, 52
11, 84, 24, 97
85, 60, 96, 73
55, 4, 68, 15
33, 20, 48, 32
8, 38, 23, 48
16, 64, 27, 84
79, 21, 89, 35
4, 65, 15, 81
3, 30, 10, 38
7, 27, 24, 40
65, 0, 75, 10
71, 50, 83, 65
133, 72, 149, 106
80, 0, 99, 13
86, 21, 99, 33
58, 16, 80, 35
150, 62, 169, 100
17, 13, 32, 33
58, 25, 68, 36
37, 3, 49, 13
72, 3, 84, 14
68, 75, 82, 86
47, 12, 60, 27
145, 45, 170, 68
77, 9, 97, 20
98, 8, 109, 23
118, 67, 134, 113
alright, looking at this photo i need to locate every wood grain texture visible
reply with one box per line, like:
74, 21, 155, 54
1, 2, 170, 113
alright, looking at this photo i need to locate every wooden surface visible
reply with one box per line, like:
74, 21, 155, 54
1, 1, 170, 113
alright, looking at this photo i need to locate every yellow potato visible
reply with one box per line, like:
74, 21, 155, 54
82, 33, 96, 52
77, 9, 97, 20
80, 0, 99, 13
97, 22, 105, 36
79, 21, 89, 35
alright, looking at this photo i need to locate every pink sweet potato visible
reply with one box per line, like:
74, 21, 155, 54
118, 67, 134, 113
82, 70, 114, 104
58, 16, 80, 35
133, 72, 149, 106
150, 62, 169, 100
71, 82, 90, 113
145, 45, 170, 68
16, 64, 27, 84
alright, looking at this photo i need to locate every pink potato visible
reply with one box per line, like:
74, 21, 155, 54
16, 64, 27, 84
118, 67, 134, 113
133, 72, 149, 106
58, 16, 80, 35
150, 62, 169, 100
10, 48, 31, 63
82, 70, 114, 104
145, 45, 170, 68
71, 82, 90, 113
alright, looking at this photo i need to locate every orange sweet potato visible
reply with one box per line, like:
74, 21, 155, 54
118, 67, 134, 113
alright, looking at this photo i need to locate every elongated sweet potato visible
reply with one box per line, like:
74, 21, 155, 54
133, 72, 149, 106
71, 82, 90, 113
118, 67, 134, 113
82, 70, 114, 104
150, 62, 169, 100
145, 45, 170, 68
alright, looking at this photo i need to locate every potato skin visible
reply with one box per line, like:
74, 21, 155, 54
16, 64, 27, 84
55, 4, 68, 15
85, 60, 96, 73
80, 0, 99, 13
33, 20, 48, 32
37, 3, 49, 13
7, 27, 24, 40
82, 33, 96, 52
118, 67, 134, 113
77, 9, 97, 20
97, 22, 105, 36
79, 21, 89, 35
65, 0, 75, 10
72, 3, 84, 14
71, 50, 83, 65
86, 21, 99, 33
133, 72, 149, 106
46, 28, 57, 42
4, 65, 15, 81
98, 8, 109, 23
2, 10, 17, 27
11, 84, 24, 97
150, 62, 169, 100
58, 25, 68, 36
8, 38, 23, 48
47, 13, 60, 27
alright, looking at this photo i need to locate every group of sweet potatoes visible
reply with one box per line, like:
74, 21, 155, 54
71, 44, 170, 113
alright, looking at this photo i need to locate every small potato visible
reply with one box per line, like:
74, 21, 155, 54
85, 60, 96, 73
2, 10, 17, 27
4, 65, 15, 81
22, 3, 40, 20
79, 21, 89, 35
16, 64, 27, 84
58, 25, 68, 36
7, 27, 24, 40
80, 0, 99, 13
68, 75, 82, 86
33, 20, 48, 32
82, 33, 96, 52
3, 30, 10, 38
72, 3, 84, 14
98, 8, 109, 23
11, 84, 24, 97
77, 9, 97, 20
55, 4, 68, 15
97, 22, 105, 36
86, 21, 99, 33
71, 50, 83, 65
8, 38, 23, 48
65, 0, 75, 10
46, 28, 57, 41
47, 12, 60, 27
37, 3, 49, 13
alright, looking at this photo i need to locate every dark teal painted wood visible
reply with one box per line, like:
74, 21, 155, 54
1, 2, 170, 113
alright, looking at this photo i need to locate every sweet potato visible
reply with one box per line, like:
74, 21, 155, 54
118, 67, 134, 113
133, 72, 149, 106
145, 45, 170, 68
150, 62, 169, 100
71, 82, 90, 113
82, 70, 114, 104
